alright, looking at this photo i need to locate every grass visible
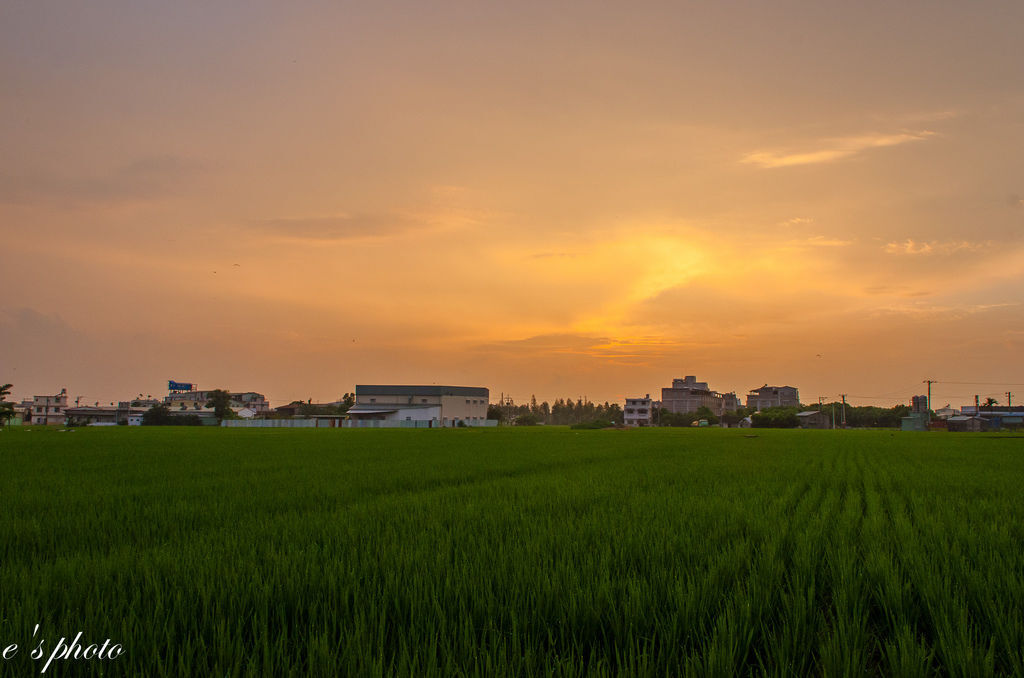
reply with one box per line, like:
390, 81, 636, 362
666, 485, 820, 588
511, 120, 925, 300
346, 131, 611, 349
0, 426, 1022, 676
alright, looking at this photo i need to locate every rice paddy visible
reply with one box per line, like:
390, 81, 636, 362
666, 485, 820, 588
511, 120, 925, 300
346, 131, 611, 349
0, 426, 1022, 677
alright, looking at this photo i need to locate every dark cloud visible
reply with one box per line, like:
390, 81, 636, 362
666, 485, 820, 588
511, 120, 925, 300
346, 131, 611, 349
0, 155, 203, 206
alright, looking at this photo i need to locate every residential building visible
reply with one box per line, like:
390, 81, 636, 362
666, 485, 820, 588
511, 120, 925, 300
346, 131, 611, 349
746, 385, 800, 411
273, 401, 305, 417
163, 389, 270, 415
119, 398, 161, 409
347, 385, 490, 426
30, 389, 68, 425
661, 376, 738, 418
624, 394, 654, 426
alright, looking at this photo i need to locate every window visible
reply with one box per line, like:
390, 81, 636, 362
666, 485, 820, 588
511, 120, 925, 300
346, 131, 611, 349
421, 399, 427, 403
370, 398, 376, 403
466, 399, 470, 404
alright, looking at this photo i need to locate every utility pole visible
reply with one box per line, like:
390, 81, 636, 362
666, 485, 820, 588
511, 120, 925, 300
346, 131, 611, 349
840, 394, 847, 428
923, 380, 936, 419
1007, 392, 1013, 408
831, 402, 836, 429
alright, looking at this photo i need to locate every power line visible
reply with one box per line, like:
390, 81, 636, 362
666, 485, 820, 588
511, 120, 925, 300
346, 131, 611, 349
931, 380, 1024, 386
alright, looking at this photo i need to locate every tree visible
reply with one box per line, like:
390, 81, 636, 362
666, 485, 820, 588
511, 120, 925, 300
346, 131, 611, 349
751, 407, 801, 428
205, 389, 234, 423
983, 397, 998, 408
515, 413, 539, 426
487, 404, 505, 423
142, 404, 174, 426
694, 406, 720, 425
659, 408, 697, 427
0, 383, 14, 426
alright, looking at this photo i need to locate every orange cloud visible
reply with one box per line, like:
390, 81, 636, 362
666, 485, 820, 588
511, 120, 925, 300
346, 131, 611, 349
741, 130, 936, 168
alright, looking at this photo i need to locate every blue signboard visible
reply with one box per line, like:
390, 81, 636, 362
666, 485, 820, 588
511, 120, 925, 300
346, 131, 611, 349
168, 380, 194, 392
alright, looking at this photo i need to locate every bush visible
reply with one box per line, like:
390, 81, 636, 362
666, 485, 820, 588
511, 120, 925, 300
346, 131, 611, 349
751, 407, 801, 429
570, 420, 614, 430
143, 405, 203, 426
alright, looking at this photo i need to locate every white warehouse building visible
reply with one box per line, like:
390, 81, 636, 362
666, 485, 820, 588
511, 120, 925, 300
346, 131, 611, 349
346, 385, 490, 427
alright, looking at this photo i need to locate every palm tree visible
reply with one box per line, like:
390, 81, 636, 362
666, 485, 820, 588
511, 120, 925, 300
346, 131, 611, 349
983, 397, 998, 409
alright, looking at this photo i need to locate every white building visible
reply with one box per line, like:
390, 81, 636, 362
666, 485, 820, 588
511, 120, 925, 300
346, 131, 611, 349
624, 394, 654, 426
746, 385, 800, 410
346, 385, 490, 427
30, 389, 68, 425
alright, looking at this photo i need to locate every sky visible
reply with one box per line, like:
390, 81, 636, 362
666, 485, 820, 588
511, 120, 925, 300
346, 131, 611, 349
2, 1, 1023, 408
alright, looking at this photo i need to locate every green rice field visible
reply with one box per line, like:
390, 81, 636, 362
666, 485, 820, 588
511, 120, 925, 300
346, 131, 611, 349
1, 426, 1022, 677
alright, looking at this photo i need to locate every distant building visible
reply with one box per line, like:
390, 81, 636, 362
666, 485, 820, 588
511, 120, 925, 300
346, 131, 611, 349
901, 412, 929, 431
274, 401, 305, 417
273, 400, 350, 417
119, 398, 161, 409
64, 405, 149, 426
163, 389, 270, 415
347, 385, 489, 427
746, 385, 800, 411
910, 395, 929, 414
30, 389, 68, 425
796, 410, 831, 429
946, 415, 988, 432
624, 394, 654, 426
959, 405, 1024, 431
661, 376, 739, 417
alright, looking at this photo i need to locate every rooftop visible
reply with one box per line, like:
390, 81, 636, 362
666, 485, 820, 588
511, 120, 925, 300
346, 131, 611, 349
356, 385, 489, 398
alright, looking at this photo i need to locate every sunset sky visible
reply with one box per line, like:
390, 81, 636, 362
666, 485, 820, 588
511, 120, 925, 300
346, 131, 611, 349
3, 1, 1023, 408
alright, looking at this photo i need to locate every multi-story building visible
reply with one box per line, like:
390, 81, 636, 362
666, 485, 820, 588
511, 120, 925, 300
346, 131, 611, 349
624, 394, 654, 426
661, 376, 739, 418
745, 385, 800, 411
163, 389, 270, 414
30, 389, 68, 425
347, 385, 489, 426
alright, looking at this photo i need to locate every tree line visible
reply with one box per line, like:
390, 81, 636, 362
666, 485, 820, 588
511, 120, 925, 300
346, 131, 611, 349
489, 394, 915, 429
488, 396, 625, 426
